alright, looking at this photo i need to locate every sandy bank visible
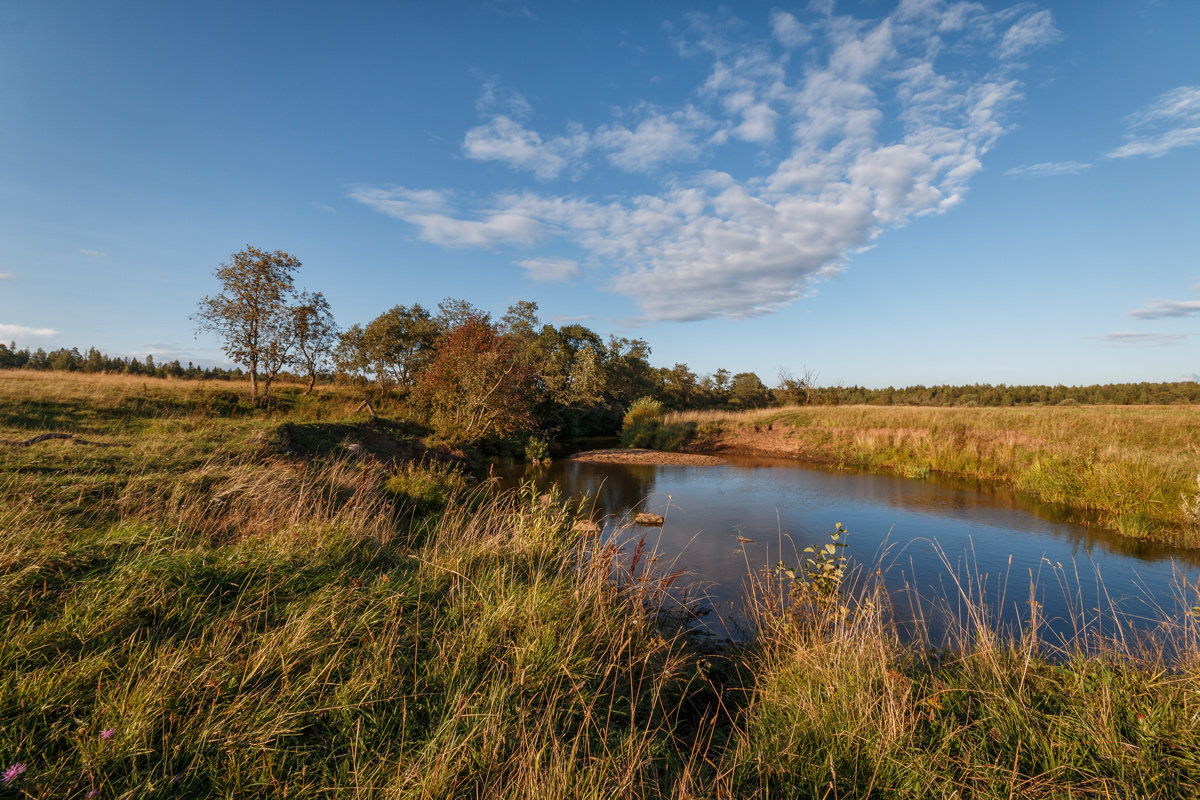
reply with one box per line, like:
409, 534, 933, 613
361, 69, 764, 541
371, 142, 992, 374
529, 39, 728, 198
565, 448, 726, 466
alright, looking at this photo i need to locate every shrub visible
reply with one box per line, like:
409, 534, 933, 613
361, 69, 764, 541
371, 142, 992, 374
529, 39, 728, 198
621, 396, 664, 448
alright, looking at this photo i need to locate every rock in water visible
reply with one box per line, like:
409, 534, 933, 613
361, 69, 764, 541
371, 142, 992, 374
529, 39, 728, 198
633, 512, 665, 526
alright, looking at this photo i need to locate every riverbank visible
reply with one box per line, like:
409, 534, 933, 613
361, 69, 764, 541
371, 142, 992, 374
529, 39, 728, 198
5, 373, 1200, 797
666, 404, 1200, 547
567, 447, 725, 465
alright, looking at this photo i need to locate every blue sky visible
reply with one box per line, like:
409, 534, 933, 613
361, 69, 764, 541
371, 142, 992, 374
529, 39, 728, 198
2, 0, 1198, 387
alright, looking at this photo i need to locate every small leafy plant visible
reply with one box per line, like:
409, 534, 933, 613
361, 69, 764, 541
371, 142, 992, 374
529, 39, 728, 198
775, 523, 850, 615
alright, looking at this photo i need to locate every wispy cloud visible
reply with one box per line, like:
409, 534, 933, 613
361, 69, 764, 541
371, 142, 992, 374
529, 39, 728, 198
349, 186, 543, 248
997, 9, 1061, 60
353, 3, 1058, 321
1128, 299, 1200, 319
1005, 160, 1092, 177
79, 249, 107, 258
1107, 85, 1200, 160
518, 257, 580, 282
1010, 84, 1200, 177
0, 322, 59, 339
1098, 332, 1187, 346
0, 272, 16, 281
769, 9, 809, 49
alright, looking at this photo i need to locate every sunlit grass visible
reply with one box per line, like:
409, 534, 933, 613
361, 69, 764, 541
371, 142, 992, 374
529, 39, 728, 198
4, 372, 1200, 798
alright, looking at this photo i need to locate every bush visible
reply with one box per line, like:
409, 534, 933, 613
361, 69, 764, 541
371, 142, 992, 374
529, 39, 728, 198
618, 397, 695, 451
621, 397, 664, 447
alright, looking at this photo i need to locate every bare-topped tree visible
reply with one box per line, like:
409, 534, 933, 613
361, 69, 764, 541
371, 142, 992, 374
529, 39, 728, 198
193, 245, 301, 403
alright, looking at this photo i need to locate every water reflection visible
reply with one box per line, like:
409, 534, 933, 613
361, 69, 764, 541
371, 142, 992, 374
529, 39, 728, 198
496, 454, 1200, 642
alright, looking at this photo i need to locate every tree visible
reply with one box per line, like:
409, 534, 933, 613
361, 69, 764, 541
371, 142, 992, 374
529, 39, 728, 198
193, 246, 301, 403
332, 304, 438, 400
730, 371, 771, 409
776, 366, 817, 407
413, 313, 533, 445
290, 290, 338, 395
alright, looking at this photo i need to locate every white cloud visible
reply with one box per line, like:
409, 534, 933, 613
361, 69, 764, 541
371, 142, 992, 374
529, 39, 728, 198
1107, 85, 1200, 160
463, 115, 589, 180
770, 9, 809, 49
353, 3, 1054, 320
1128, 299, 1200, 319
595, 109, 710, 172
1098, 332, 1187, 346
79, 249, 107, 258
347, 186, 543, 247
518, 257, 581, 282
998, 9, 1061, 60
475, 77, 533, 119
0, 322, 59, 339
1006, 160, 1093, 177
0, 272, 16, 281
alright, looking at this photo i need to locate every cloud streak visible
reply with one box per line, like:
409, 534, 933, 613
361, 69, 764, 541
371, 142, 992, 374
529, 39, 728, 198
518, 257, 581, 282
1098, 332, 1187, 346
1107, 85, 1200, 160
1128, 299, 1200, 319
1012, 85, 1200, 176
1005, 161, 1092, 177
0, 323, 59, 340
353, 3, 1059, 320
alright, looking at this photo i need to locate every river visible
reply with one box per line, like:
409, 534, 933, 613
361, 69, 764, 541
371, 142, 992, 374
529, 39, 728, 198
497, 453, 1200, 646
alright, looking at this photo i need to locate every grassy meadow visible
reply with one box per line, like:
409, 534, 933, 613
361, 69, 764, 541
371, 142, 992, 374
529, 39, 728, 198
669, 404, 1200, 546
4, 371, 1200, 798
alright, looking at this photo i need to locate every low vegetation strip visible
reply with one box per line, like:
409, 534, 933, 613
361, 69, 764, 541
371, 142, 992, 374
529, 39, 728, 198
4, 373, 1200, 798
567, 448, 725, 465
666, 404, 1200, 546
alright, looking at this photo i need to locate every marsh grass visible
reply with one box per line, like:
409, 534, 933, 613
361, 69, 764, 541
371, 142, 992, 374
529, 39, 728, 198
1, 371, 722, 798
726, 549, 1200, 799
4, 372, 1200, 798
669, 404, 1200, 546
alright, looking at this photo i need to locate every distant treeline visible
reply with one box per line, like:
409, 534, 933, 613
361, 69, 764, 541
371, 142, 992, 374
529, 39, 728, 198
785, 381, 1200, 407
0, 343, 245, 381
5, 340, 1196, 410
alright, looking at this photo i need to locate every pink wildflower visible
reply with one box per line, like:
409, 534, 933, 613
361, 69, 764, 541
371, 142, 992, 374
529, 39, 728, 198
2, 763, 26, 784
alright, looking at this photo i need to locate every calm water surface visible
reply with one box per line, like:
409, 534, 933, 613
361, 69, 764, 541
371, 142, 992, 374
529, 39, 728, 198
498, 454, 1200, 642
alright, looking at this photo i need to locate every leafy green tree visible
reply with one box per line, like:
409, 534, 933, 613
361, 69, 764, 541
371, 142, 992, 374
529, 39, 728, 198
193, 246, 301, 403
290, 290, 338, 395
603, 335, 658, 411
730, 371, 771, 409
333, 304, 438, 399
499, 301, 608, 434
658, 363, 700, 410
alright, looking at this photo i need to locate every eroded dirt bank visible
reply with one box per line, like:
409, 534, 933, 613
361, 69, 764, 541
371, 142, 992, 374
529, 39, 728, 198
682, 425, 828, 461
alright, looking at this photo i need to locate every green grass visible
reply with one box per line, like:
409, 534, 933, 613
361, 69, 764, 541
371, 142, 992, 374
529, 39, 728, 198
3, 371, 1200, 798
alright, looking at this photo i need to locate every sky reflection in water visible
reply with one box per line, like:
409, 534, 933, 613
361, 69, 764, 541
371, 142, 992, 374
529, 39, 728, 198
498, 455, 1200, 645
